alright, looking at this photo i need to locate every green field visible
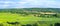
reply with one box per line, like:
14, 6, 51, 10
0, 13, 60, 26
0, 8, 60, 26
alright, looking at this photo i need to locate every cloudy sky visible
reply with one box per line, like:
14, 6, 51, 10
0, 0, 60, 8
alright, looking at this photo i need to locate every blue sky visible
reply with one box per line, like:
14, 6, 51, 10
0, 0, 60, 8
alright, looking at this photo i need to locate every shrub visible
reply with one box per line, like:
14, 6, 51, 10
0, 23, 3, 26
26, 24, 32, 26
7, 22, 20, 25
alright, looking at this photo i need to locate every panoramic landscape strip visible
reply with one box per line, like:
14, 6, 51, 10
0, 8, 60, 26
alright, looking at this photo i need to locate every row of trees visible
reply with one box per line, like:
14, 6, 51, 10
0, 8, 60, 13
0, 8, 60, 18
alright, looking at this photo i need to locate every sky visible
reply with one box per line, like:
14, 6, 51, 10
0, 0, 60, 8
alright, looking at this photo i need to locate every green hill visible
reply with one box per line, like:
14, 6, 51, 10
0, 8, 60, 26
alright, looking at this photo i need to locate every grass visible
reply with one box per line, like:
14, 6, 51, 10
0, 12, 60, 26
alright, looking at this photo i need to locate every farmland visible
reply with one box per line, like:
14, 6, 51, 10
0, 8, 60, 26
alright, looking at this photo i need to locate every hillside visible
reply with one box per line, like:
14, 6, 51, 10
0, 8, 60, 13
0, 8, 60, 26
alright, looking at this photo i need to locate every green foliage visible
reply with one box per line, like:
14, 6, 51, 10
0, 23, 3, 26
0, 8, 60, 18
0, 8, 60, 26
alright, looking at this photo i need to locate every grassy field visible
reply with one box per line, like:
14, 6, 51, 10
0, 12, 60, 26
0, 8, 60, 26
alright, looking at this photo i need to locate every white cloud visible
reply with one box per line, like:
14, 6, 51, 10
0, 0, 60, 8
17, 0, 44, 7
18, 0, 59, 8
17, 0, 29, 5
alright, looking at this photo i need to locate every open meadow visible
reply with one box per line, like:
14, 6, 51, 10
0, 8, 60, 26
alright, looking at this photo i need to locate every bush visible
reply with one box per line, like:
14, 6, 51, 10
7, 22, 20, 25
0, 23, 3, 26
26, 24, 32, 26
32, 23, 38, 26
21, 25, 26, 26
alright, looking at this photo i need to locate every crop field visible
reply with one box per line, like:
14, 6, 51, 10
0, 8, 60, 26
